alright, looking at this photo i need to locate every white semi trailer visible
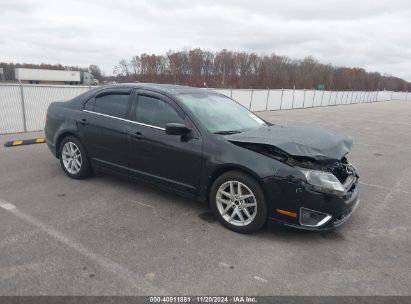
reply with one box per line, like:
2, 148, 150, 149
15, 68, 81, 84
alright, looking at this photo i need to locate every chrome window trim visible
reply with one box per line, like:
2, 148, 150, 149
83, 110, 166, 131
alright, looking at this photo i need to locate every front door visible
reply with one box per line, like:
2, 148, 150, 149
127, 90, 203, 195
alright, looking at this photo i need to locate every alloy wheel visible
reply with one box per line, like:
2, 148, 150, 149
62, 142, 82, 174
216, 180, 257, 226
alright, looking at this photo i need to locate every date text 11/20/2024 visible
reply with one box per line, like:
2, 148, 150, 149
149, 296, 257, 303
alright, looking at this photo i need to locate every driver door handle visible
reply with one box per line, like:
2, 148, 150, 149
129, 131, 145, 140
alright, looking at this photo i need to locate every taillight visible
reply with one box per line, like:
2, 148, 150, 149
45, 112, 48, 124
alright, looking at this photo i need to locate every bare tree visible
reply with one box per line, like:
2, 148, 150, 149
109, 48, 411, 91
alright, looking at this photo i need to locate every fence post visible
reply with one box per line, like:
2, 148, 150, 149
302, 89, 306, 108
291, 85, 295, 109
249, 88, 254, 110
279, 89, 284, 110
265, 88, 270, 111
19, 82, 27, 132
230, 88, 233, 98
320, 90, 324, 106
312, 90, 316, 107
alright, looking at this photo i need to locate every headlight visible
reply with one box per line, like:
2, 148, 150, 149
298, 168, 345, 194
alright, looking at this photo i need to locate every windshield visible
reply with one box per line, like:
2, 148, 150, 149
178, 93, 267, 133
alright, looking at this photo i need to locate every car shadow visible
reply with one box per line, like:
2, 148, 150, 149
90, 171, 210, 212
88, 172, 346, 243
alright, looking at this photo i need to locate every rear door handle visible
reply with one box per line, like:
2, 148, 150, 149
129, 131, 145, 140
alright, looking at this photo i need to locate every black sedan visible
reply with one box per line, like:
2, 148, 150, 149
45, 83, 359, 233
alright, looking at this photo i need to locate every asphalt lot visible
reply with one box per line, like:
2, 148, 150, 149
0, 100, 410, 296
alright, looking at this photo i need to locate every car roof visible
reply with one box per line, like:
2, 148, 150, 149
96, 83, 212, 95
69, 83, 225, 106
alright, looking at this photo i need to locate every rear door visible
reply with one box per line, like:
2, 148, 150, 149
79, 88, 132, 174
127, 90, 203, 195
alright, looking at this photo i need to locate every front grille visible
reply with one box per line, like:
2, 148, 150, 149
334, 208, 352, 226
333, 198, 360, 226
326, 160, 352, 183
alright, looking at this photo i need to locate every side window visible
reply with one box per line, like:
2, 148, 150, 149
135, 95, 184, 128
93, 93, 130, 119
84, 97, 95, 111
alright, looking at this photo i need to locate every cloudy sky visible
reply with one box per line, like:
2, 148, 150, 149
1, 0, 410, 80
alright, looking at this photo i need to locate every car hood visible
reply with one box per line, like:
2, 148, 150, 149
225, 124, 353, 162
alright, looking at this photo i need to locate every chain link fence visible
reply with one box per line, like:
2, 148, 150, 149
0, 84, 90, 134
0, 83, 409, 134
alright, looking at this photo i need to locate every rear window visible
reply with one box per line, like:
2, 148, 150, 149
92, 93, 130, 119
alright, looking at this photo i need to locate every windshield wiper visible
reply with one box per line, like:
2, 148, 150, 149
213, 130, 243, 135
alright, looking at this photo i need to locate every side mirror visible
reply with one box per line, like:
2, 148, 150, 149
165, 123, 191, 136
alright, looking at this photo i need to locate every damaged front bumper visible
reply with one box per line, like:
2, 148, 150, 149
264, 171, 360, 231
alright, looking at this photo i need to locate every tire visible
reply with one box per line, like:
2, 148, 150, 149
59, 136, 93, 179
210, 171, 267, 233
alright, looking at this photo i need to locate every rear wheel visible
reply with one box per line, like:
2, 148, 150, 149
210, 171, 267, 233
59, 136, 92, 179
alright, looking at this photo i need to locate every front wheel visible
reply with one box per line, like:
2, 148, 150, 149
59, 136, 92, 179
210, 171, 267, 233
